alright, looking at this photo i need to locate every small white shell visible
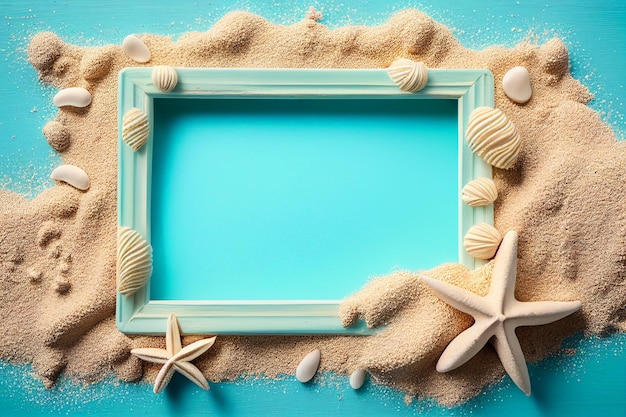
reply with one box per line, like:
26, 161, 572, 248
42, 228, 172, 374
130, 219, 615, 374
50, 164, 90, 191
295, 349, 321, 383
462, 178, 498, 207
502, 66, 532, 104
466, 107, 521, 170
122, 35, 151, 63
152, 66, 178, 93
117, 226, 153, 297
464, 223, 502, 260
53, 87, 92, 108
387, 59, 428, 92
349, 369, 367, 390
122, 108, 150, 151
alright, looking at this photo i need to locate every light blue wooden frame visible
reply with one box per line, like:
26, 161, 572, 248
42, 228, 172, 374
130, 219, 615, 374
117, 68, 494, 335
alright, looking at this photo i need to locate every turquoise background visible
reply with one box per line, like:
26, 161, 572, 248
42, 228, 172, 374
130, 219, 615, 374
0, 1, 624, 416
150, 98, 458, 300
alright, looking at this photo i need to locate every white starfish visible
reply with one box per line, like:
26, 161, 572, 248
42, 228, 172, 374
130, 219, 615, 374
421, 230, 581, 395
131, 313, 217, 393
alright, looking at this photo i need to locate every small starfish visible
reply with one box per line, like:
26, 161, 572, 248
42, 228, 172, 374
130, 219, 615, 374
421, 230, 581, 395
131, 313, 217, 393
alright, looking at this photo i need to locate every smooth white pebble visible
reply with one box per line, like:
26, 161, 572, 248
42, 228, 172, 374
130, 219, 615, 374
53, 87, 92, 108
349, 369, 367, 390
502, 66, 532, 104
295, 349, 321, 383
122, 35, 151, 63
50, 164, 90, 191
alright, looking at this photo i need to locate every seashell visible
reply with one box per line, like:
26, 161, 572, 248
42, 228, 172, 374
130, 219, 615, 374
462, 177, 498, 207
117, 226, 153, 297
50, 164, 90, 191
53, 87, 92, 108
295, 349, 321, 383
502, 66, 532, 104
122, 35, 151, 63
464, 223, 503, 260
466, 107, 521, 170
152, 66, 178, 93
122, 108, 150, 151
387, 59, 428, 92
349, 369, 367, 390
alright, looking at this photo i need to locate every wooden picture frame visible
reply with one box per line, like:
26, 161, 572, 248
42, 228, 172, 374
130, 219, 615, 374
116, 68, 494, 335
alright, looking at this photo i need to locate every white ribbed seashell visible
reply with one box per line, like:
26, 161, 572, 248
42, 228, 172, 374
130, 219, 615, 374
466, 107, 521, 169
464, 223, 503, 260
152, 66, 178, 93
122, 35, 151, 63
387, 59, 428, 92
122, 108, 150, 151
117, 226, 153, 297
50, 164, 90, 191
462, 177, 498, 207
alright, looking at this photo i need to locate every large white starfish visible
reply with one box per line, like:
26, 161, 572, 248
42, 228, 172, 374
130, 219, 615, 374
131, 313, 217, 393
421, 230, 581, 395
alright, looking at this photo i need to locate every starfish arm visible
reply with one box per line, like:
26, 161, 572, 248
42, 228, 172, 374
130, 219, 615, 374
153, 362, 175, 394
130, 347, 170, 364
421, 276, 492, 317
488, 231, 519, 307
437, 319, 499, 372
166, 313, 182, 356
492, 322, 531, 395
170, 336, 217, 363
174, 362, 210, 390
507, 300, 582, 328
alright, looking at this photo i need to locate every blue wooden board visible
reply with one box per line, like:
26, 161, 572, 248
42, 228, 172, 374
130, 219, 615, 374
1, 1, 625, 416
